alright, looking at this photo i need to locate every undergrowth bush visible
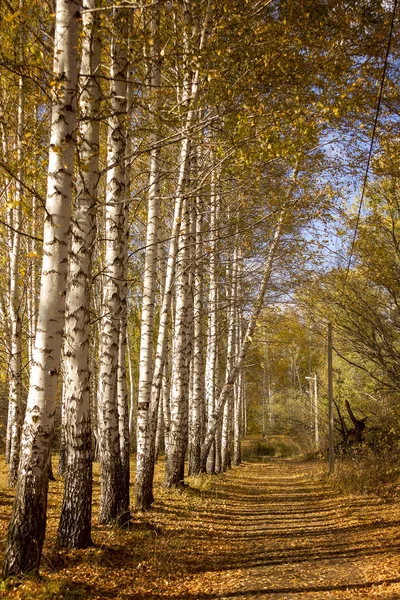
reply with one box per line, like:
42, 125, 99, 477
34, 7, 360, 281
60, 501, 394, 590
333, 445, 400, 498
242, 440, 276, 460
242, 435, 302, 460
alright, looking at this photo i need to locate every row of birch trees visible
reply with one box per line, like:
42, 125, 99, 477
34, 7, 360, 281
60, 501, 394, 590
0, 0, 397, 578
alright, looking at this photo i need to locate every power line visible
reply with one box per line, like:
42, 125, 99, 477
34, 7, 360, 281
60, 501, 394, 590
343, 0, 398, 287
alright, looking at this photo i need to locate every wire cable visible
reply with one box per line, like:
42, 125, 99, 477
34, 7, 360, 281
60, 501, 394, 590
343, 0, 398, 286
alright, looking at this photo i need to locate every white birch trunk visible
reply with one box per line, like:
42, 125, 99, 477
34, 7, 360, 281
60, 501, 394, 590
205, 176, 217, 474
58, 365, 66, 476
27, 195, 38, 368
3, 0, 79, 576
221, 253, 237, 472
97, 7, 130, 525
8, 23, 25, 486
162, 350, 171, 458
136, 0, 162, 509
188, 163, 204, 475
56, 0, 100, 548
154, 397, 164, 461
233, 246, 243, 466
127, 329, 136, 452
136, 0, 213, 507
118, 314, 130, 502
242, 377, 247, 438
200, 208, 287, 471
165, 196, 194, 487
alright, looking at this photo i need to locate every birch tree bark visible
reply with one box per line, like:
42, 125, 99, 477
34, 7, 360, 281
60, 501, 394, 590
136, 0, 213, 509
233, 245, 243, 466
205, 175, 218, 474
136, 0, 162, 510
162, 348, 171, 458
200, 208, 287, 471
165, 195, 194, 487
97, 6, 130, 525
8, 14, 25, 486
58, 368, 66, 476
27, 194, 39, 369
1, 124, 12, 468
56, 0, 101, 549
188, 154, 204, 476
221, 253, 237, 472
118, 306, 130, 507
2, 0, 79, 576
127, 330, 136, 452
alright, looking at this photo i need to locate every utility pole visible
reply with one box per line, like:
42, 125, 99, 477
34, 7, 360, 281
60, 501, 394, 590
314, 374, 318, 451
306, 373, 318, 451
328, 322, 334, 474
262, 344, 266, 438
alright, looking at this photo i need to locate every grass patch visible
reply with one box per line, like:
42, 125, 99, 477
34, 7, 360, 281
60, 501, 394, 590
332, 447, 400, 499
242, 435, 302, 460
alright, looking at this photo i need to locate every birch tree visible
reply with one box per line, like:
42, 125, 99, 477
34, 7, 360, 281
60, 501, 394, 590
233, 245, 243, 466
97, 5, 130, 526
136, 0, 212, 508
221, 246, 237, 471
2, 0, 79, 576
205, 174, 218, 474
200, 206, 287, 471
7, 4, 25, 486
165, 193, 194, 487
188, 148, 204, 476
56, 0, 101, 549
136, 0, 162, 510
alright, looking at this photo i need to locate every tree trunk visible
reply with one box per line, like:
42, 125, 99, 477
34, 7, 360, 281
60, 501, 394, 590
165, 196, 194, 487
57, 377, 66, 476
205, 175, 218, 474
56, 0, 100, 549
221, 254, 237, 472
154, 396, 164, 461
118, 316, 130, 508
2, 0, 79, 576
135, 0, 213, 507
127, 330, 136, 453
7, 35, 24, 486
233, 283, 243, 466
136, 0, 162, 510
162, 351, 171, 458
200, 208, 287, 471
97, 6, 130, 526
188, 164, 204, 475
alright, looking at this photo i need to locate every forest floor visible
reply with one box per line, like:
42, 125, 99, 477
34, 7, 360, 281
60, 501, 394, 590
0, 453, 400, 599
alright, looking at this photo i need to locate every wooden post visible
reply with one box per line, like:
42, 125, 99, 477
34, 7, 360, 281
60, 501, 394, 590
262, 340, 267, 438
328, 322, 334, 474
314, 374, 319, 451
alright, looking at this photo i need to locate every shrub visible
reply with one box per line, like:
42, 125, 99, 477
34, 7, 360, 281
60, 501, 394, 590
332, 445, 400, 498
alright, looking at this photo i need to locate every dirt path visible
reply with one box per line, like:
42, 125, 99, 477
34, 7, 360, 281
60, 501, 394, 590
171, 460, 400, 599
2, 458, 400, 599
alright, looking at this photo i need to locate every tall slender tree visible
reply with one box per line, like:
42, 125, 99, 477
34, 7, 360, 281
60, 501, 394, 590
200, 206, 288, 471
165, 191, 194, 487
205, 172, 218, 474
97, 4, 130, 526
2, 0, 80, 576
56, 0, 101, 549
136, 0, 213, 508
188, 147, 204, 476
7, 1, 25, 487
136, 0, 163, 510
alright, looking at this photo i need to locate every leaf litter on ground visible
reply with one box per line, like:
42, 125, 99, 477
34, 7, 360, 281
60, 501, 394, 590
0, 455, 400, 599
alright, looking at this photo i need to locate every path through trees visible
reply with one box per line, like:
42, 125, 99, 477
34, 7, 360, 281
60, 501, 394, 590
1, 453, 400, 598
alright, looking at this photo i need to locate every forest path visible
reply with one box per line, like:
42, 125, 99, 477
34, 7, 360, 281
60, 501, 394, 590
149, 459, 400, 600
2, 458, 400, 599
